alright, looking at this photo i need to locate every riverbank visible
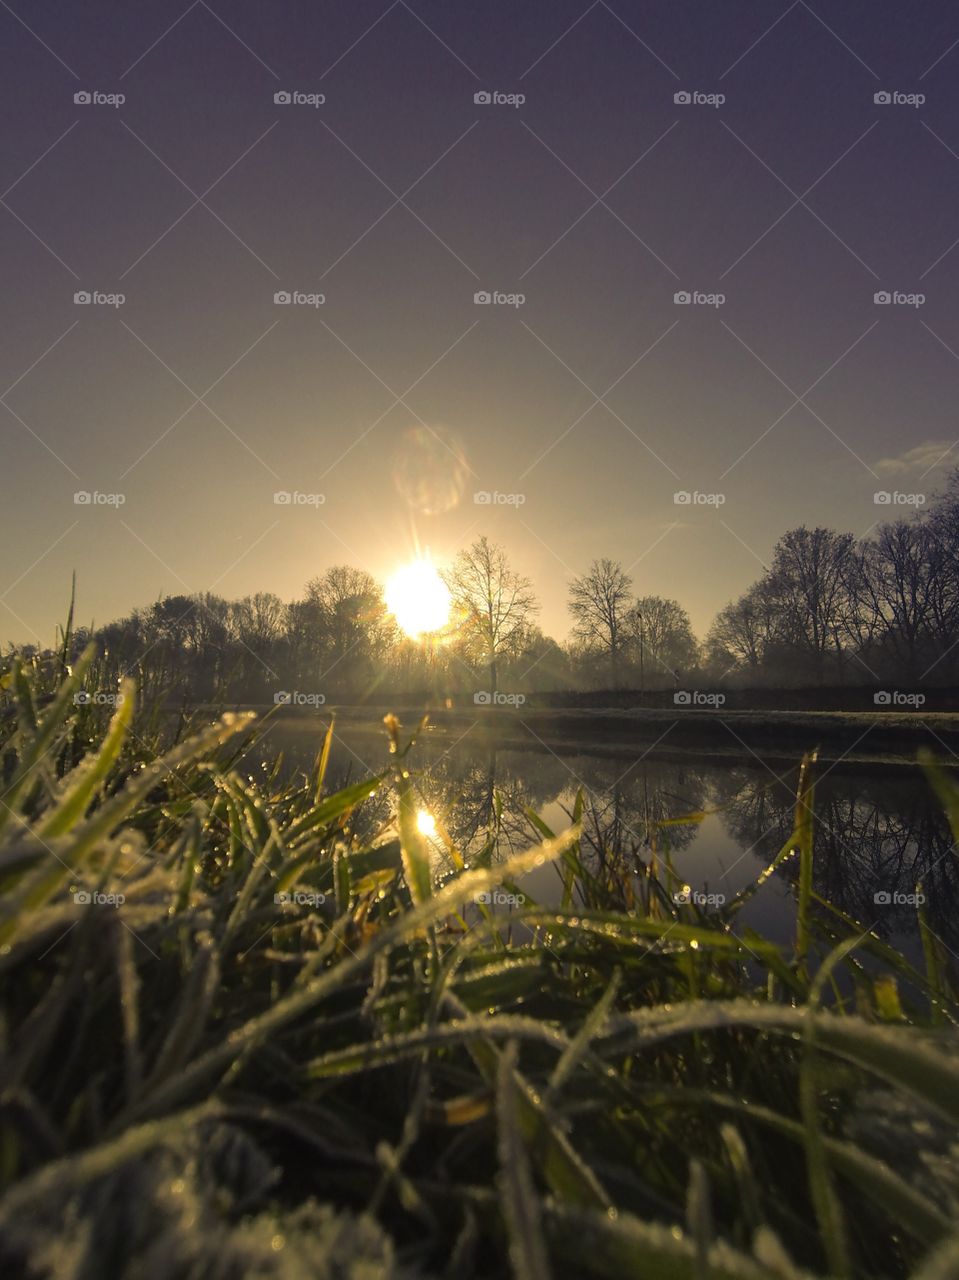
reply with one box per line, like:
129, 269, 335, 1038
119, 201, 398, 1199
263, 703, 959, 767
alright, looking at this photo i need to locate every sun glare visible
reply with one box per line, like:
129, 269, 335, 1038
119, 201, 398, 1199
385, 558, 451, 638
416, 809, 438, 838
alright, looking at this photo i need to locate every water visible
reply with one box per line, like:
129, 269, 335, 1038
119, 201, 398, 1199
256, 723, 958, 965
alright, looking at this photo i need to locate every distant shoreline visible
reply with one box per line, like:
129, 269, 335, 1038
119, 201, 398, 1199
242, 704, 959, 769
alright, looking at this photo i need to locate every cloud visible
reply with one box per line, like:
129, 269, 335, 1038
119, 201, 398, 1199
874, 440, 955, 476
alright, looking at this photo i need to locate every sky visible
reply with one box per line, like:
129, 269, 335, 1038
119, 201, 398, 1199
2, 0, 959, 646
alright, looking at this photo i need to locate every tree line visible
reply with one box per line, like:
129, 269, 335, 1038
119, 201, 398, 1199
24, 471, 959, 702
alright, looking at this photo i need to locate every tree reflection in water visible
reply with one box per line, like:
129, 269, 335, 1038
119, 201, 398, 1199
267, 727, 959, 954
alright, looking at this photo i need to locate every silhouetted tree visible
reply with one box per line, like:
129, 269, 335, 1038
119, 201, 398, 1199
631, 596, 697, 684
444, 537, 538, 694
567, 559, 633, 686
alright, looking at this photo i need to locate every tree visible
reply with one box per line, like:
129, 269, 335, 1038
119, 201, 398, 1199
705, 583, 779, 677
444, 537, 538, 693
300, 566, 393, 694
567, 559, 633, 686
845, 524, 930, 679
764, 527, 856, 682
920, 472, 959, 678
230, 593, 285, 650
632, 596, 697, 684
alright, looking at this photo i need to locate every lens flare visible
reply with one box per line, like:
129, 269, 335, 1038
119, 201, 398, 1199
384, 558, 451, 638
391, 425, 469, 515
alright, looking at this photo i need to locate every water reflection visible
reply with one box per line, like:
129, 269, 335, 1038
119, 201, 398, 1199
263, 726, 959, 957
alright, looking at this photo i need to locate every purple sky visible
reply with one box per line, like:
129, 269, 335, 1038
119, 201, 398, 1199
2, 0, 959, 644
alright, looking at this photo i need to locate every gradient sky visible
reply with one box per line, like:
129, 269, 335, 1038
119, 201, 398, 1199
3, 0, 959, 646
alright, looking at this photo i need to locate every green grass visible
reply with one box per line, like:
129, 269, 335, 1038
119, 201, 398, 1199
0, 644, 957, 1279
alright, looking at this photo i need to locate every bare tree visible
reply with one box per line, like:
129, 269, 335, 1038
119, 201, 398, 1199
849, 520, 945, 680
764, 527, 856, 682
445, 537, 538, 693
705, 583, 779, 676
230, 593, 285, 649
301, 566, 393, 693
632, 596, 698, 684
567, 559, 633, 686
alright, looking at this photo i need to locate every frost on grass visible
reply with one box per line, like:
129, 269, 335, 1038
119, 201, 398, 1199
0, 1121, 408, 1280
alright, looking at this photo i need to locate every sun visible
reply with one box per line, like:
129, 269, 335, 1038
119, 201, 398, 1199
416, 809, 438, 838
385, 557, 451, 638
